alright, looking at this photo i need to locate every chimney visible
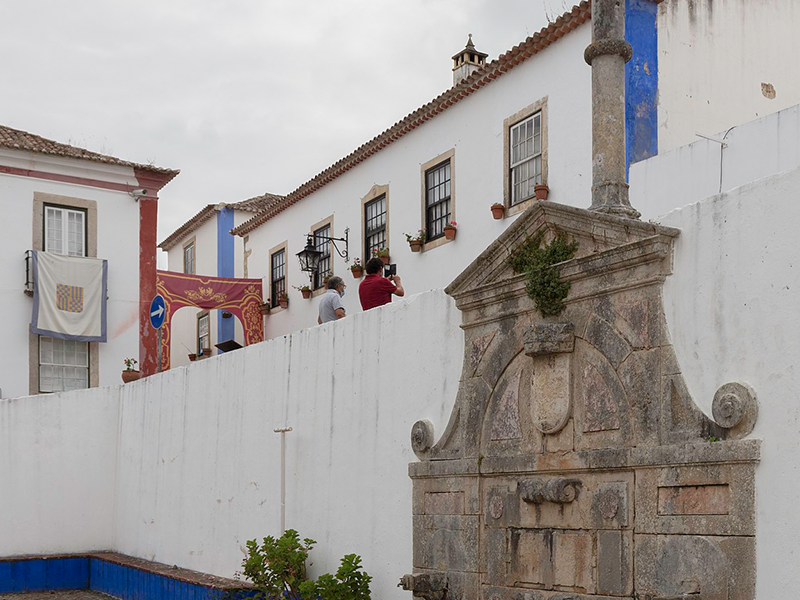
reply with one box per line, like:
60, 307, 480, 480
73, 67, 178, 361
584, 0, 640, 219
452, 34, 488, 86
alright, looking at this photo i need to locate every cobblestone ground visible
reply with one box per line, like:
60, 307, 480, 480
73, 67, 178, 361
0, 592, 117, 599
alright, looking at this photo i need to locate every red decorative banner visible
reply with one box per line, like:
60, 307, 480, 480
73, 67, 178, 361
156, 270, 264, 371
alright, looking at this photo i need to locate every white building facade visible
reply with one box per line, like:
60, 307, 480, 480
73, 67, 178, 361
0, 125, 177, 399
222, 0, 800, 340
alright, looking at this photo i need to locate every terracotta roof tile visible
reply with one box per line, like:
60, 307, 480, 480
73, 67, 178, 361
158, 192, 285, 250
0, 124, 179, 178
232, 1, 599, 236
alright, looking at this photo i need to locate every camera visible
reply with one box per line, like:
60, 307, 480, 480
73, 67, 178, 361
384, 263, 397, 278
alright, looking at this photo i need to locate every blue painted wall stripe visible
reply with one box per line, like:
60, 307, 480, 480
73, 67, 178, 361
216, 207, 235, 352
0, 558, 90, 593
625, 0, 659, 177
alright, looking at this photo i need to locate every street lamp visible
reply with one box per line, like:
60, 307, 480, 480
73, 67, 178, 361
296, 228, 349, 275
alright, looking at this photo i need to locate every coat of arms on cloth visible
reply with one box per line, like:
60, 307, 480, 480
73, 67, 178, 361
56, 283, 84, 313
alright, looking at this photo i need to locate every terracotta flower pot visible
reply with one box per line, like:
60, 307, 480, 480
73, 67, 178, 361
409, 240, 423, 253
279, 297, 289, 309
258, 303, 271, 316
351, 267, 364, 278
444, 227, 457, 241
301, 289, 311, 299
534, 184, 550, 201
491, 203, 505, 220
380, 255, 391, 265
121, 370, 141, 383
188, 354, 197, 362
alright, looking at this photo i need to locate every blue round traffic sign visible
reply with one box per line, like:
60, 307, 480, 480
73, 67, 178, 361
149, 294, 166, 329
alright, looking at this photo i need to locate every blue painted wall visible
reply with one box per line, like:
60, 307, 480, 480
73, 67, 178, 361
216, 207, 235, 352
625, 0, 659, 177
0, 556, 254, 599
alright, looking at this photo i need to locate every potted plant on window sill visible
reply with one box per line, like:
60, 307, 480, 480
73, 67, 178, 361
294, 284, 312, 299
534, 183, 550, 200
188, 353, 197, 362
350, 258, 364, 278
258, 301, 271, 316
278, 291, 289, 309
122, 358, 141, 383
405, 230, 425, 253
372, 247, 391, 264
491, 203, 505, 220
443, 220, 458, 241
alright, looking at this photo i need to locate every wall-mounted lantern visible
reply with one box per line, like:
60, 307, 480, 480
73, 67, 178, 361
296, 228, 349, 275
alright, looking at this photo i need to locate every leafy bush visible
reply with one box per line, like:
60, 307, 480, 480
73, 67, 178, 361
241, 530, 372, 600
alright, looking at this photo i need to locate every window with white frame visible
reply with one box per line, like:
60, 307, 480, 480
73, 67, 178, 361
41, 204, 89, 392
39, 335, 88, 392
509, 112, 542, 205
197, 312, 210, 355
313, 224, 331, 290
45, 205, 85, 256
184, 242, 195, 274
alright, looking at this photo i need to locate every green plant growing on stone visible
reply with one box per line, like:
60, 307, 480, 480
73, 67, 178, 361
241, 529, 372, 600
507, 229, 579, 317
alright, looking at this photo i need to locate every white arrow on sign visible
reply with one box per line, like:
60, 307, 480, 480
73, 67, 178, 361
150, 305, 165, 319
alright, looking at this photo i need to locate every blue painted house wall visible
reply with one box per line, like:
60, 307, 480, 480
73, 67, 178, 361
216, 207, 235, 351
625, 0, 659, 176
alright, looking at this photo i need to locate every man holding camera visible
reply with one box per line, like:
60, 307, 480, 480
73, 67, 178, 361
358, 257, 405, 310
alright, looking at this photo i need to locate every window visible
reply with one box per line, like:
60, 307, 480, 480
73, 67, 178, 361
41, 202, 89, 392
184, 242, 195, 274
364, 195, 387, 259
313, 224, 331, 290
509, 112, 542, 205
425, 160, 451, 240
197, 312, 210, 354
45, 205, 85, 256
270, 248, 286, 308
39, 336, 88, 392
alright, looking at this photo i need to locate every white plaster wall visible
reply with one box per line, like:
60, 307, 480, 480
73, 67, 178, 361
0, 387, 119, 554
658, 0, 800, 154
660, 166, 800, 598
246, 22, 593, 339
631, 103, 800, 220
0, 154, 141, 399
112, 288, 462, 598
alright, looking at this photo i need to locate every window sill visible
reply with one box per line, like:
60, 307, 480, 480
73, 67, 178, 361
311, 286, 328, 298
422, 236, 454, 252
506, 196, 539, 217
267, 306, 286, 315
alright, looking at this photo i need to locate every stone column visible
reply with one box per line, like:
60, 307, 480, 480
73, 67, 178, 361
584, 0, 640, 219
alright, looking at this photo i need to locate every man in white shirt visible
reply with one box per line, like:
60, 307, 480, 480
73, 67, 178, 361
318, 276, 346, 324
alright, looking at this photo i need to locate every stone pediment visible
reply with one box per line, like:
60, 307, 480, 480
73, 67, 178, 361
445, 201, 679, 316
403, 201, 760, 600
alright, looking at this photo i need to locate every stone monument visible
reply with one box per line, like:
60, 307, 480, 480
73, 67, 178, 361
400, 4, 759, 597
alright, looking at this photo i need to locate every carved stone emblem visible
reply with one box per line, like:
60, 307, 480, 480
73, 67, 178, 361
520, 478, 582, 504
712, 381, 758, 437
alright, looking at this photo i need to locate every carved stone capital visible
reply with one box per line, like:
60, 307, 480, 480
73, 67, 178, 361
584, 38, 633, 65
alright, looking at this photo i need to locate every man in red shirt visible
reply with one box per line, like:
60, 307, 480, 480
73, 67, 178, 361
359, 257, 405, 310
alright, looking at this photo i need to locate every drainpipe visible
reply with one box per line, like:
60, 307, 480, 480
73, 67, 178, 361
274, 427, 292, 532
584, 0, 640, 219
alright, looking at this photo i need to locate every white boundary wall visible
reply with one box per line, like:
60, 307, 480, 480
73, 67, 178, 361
1, 289, 462, 599
661, 165, 800, 598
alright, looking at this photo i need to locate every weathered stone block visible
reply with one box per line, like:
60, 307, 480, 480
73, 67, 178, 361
553, 530, 594, 591
596, 530, 632, 596
523, 322, 575, 356
509, 529, 554, 587
413, 515, 479, 572
424, 491, 465, 515
636, 463, 755, 536
584, 315, 631, 368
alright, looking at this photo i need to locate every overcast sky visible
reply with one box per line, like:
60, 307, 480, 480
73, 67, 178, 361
0, 0, 573, 241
